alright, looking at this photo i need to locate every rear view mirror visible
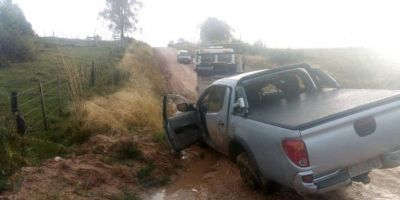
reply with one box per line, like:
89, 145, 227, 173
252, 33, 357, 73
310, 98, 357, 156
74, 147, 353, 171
176, 103, 193, 112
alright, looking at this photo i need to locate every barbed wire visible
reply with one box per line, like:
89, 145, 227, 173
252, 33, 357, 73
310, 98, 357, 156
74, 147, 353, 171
41, 79, 58, 87
46, 106, 60, 117
17, 86, 38, 96
28, 119, 43, 131
43, 86, 59, 96
19, 96, 40, 107
23, 106, 40, 117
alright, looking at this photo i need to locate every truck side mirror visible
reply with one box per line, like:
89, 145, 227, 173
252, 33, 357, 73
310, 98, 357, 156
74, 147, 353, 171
234, 87, 249, 116
235, 97, 246, 109
233, 97, 248, 116
176, 103, 194, 112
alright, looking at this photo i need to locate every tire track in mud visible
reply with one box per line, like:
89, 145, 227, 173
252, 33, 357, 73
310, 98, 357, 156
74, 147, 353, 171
150, 48, 400, 200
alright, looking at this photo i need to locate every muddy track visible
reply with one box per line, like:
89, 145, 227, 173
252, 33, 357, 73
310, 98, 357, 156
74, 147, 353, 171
154, 47, 400, 200
155, 47, 197, 99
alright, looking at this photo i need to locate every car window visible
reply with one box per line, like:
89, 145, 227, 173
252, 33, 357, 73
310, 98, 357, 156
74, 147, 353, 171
207, 86, 227, 113
244, 71, 310, 107
260, 84, 279, 96
312, 68, 339, 89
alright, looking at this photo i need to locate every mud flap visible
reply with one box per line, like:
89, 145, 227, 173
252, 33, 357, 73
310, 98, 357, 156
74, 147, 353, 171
163, 95, 201, 153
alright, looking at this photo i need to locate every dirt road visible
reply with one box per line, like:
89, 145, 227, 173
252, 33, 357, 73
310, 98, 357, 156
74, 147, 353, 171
153, 47, 400, 200
155, 47, 197, 99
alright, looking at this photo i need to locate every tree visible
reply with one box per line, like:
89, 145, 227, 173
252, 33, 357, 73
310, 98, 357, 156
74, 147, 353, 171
200, 17, 233, 43
99, 0, 142, 40
0, 0, 36, 65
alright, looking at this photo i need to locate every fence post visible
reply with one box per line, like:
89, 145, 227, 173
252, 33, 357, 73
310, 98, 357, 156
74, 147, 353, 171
11, 91, 18, 114
109, 50, 112, 63
11, 91, 26, 135
38, 82, 48, 130
111, 69, 115, 90
57, 76, 63, 115
90, 61, 96, 87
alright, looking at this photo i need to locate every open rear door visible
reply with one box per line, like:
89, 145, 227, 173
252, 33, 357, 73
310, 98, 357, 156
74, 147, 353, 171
163, 95, 201, 153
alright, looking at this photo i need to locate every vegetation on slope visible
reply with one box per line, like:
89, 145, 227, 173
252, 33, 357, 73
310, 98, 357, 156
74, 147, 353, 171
0, 38, 125, 190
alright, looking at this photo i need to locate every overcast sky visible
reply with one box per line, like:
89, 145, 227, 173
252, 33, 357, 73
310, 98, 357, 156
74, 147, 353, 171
12, 0, 400, 50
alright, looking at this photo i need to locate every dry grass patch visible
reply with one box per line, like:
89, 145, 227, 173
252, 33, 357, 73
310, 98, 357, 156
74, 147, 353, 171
73, 42, 165, 135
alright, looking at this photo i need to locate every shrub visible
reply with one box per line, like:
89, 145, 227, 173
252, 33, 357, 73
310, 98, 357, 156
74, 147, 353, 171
0, 0, 36, 66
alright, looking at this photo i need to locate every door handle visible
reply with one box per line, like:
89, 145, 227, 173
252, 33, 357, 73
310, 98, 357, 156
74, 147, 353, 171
218, 121, 225, 127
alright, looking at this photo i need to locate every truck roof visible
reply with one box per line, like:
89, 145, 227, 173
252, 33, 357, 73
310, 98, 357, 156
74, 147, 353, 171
212, 70, 267, 87
198, 48, 235, 54
211, 63, 313, 88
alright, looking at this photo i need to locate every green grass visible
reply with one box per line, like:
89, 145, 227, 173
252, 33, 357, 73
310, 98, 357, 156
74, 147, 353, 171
0, 37, 126, 190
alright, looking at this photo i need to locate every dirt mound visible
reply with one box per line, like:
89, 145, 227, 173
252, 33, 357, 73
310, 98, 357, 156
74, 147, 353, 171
4, 154, 138, 200
1, 132, 177, 200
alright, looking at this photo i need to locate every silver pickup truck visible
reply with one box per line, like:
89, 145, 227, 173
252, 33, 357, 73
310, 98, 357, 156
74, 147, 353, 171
163, 63, 400, 194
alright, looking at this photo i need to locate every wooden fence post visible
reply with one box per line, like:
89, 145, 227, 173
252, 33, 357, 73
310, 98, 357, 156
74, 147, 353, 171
109, 50, 112, 63
90, 61, 96, 87
11, 91, 26, 135
57, 76, 63, 115
111, 69, 116, 90
38, 82, 48, 130
11, 91, 18, 114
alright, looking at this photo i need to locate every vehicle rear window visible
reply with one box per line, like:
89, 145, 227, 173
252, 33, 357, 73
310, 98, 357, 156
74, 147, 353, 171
243, 71, 310, 107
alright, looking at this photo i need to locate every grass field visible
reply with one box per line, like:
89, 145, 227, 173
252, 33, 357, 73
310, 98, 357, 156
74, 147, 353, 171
0, 38, 172, 198
0, 37, 126, 189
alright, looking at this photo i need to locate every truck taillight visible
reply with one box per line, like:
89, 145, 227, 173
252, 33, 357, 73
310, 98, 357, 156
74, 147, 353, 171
282, 139, 309, 167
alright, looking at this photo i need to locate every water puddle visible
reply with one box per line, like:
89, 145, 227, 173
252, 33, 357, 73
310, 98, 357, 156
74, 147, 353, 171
148, 147, 219, 200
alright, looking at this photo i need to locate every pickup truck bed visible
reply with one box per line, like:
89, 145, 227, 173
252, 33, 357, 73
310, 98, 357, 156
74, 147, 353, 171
248, 89, 400, 130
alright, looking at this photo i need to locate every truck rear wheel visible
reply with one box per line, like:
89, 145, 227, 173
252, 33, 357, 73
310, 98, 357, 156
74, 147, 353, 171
237, 152, 260, 189
236, 152, 276, 193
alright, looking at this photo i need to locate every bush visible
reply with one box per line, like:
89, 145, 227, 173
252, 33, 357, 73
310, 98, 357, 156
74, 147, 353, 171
0, 0, 36, 66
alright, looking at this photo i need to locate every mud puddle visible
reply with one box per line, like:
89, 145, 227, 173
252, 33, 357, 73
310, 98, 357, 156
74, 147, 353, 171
145, 145, 400, 200
146, 146, 302, 200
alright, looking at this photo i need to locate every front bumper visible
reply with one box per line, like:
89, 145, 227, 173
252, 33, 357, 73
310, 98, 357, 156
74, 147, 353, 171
293, 148, 400, 194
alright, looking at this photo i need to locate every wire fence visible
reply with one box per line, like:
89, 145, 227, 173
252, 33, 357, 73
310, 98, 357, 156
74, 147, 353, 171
10, 76, 70, 134
2, 48, 130, 135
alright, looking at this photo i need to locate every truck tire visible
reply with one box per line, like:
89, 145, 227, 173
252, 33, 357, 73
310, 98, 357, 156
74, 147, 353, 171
236, 152, 275, 193
237, 152, 263, 189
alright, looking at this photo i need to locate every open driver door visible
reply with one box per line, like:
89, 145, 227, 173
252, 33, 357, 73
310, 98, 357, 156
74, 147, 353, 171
163, 95, 201, 154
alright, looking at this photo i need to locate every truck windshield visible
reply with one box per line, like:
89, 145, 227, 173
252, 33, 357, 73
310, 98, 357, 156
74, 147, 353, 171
179, 52, 190, 56
199, 54, 215, 63
217, 53, 234, 63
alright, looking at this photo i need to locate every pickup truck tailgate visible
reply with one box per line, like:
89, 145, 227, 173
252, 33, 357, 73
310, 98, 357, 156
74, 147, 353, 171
301, 95, 400, 177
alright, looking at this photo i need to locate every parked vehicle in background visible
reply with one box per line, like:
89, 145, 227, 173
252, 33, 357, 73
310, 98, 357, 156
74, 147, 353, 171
195, 46, 244, 94
177, 50, 192, 64
164, 63, 400, 194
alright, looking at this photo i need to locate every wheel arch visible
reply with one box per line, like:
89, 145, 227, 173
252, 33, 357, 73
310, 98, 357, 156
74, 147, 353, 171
229, 137, 254, 163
